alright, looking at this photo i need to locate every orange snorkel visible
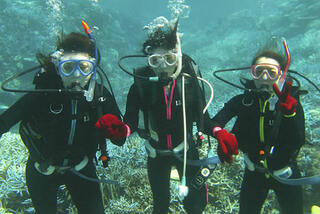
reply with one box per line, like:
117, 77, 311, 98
80, 20, 97, 59
81, 20, 93, 39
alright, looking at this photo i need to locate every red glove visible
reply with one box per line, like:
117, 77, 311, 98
95, 114, 130, 140
273, 81, 297, 115
213, 127, 239, 163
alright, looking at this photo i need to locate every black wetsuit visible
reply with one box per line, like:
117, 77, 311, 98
0, 83, 124, 214
212, 86, 304, 214
124, 56, 212, 214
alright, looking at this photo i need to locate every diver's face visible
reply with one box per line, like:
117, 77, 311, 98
57, 52, 94, 90
252, 57, 282, 92
148, 47, 178, 78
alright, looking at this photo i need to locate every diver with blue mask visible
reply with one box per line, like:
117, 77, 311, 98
0, 22, 129, 214
56, 52, 96, 89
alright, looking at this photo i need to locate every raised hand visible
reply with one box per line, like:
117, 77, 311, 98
273, 80, 297, 115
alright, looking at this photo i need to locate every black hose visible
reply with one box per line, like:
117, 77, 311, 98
118, 55, 151, 80
97, 65, 115, 98
71, 169, 119, 185
288, 69, 320, 92
213, 67, 253, 91
1, 65, 81, 95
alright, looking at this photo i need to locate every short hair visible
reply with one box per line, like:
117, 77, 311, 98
36, 32, 100, 71
34, 32, 99, 89
56, 32, 96, 58
142, 20, 178, 55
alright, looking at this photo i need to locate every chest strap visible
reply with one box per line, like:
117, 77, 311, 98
145, 141, 188, 158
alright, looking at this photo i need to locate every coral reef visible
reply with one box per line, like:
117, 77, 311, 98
0, 131, 318, 213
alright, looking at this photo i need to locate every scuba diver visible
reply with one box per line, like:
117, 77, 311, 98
211, 40, 304, 214
0, 23, 129, 214
118, 17, 238, 214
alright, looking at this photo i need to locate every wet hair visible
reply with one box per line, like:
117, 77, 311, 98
142, 20, 178, 55
251, 37, 288, 70
34, 32, 99, 89
251, 50, 287, 71
56, 32, 96, 58
242, 43, 287, 89
36, 32, 100, 70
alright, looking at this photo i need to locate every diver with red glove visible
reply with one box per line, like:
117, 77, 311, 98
117, 17, 239, 214
211, 42, 304, 214
0, 26, 129, 213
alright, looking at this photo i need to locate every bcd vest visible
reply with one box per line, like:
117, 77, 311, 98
133, 55, 205, 144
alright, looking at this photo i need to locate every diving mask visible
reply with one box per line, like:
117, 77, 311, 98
251, 63, 281, 80
58, 58, 96, 77
148, 52, 179, 68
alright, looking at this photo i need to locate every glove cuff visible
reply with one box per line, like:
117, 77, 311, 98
125, 124, 131, 137
283, 112, 296, 118
212, 126, 222, 137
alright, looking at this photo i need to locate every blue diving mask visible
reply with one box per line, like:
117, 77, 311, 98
58, 58, 96, 77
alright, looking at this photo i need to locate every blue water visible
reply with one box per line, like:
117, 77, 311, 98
1, 0, 319, 109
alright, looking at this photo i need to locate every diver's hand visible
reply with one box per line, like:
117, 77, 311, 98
213, 127, 238, 163
95, 114, 130, 140
273, 81, 297, 116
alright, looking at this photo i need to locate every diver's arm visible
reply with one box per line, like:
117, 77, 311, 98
208, 96, 241, 163
102, 87, 127, 146
282, 101, 305, 147
267, 101, 305, 169
0, 93, 34, 136
102, 87, 122, 118
267, 83, 305, 169
211, 95, 242, 130
123, 84, 140, 133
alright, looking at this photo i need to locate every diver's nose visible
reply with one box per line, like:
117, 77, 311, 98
262, 73, 268, 80
160, 61, 168, 69
73, 69, 81, 77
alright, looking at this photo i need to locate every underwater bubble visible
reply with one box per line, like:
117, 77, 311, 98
168, 0, 190, 19
46, 0, 64, 37
143, 16, 170, 35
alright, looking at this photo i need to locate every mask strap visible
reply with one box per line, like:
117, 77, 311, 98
50, 49, 64, 66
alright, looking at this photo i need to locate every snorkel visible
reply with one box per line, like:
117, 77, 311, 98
81, 20, 97, 102
268, 39, 291, 110
279, 39, 291, 90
